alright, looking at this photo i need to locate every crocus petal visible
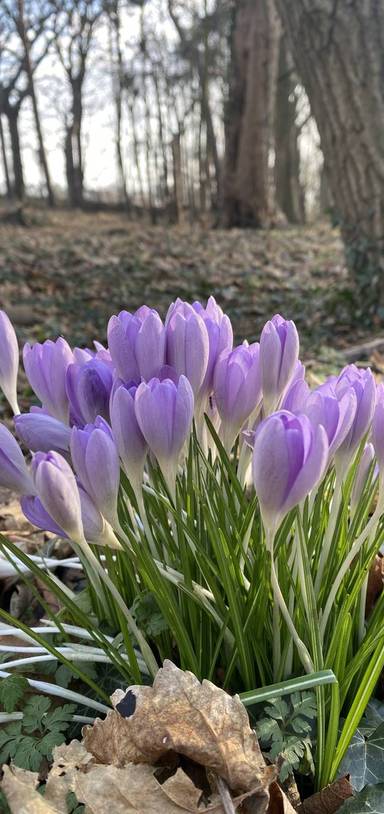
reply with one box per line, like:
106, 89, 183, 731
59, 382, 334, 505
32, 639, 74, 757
0, 310, 19, 414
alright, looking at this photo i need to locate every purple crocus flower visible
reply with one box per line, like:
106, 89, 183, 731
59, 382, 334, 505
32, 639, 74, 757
66, 358, 113, 427
371, 383, 384, 471
22, 487, 120, 548
108, 306, 166, 383
260, 315, 299, 414
252, 411, 328, 531
0, 423, 35, 494
70, 417, 120, 526
110, 381, 148, 495
23, 338, 73, 424
15, 408, 71, 453
334, 366, 376, 470
21, 494, 67, 537
31, 451, 84, 542
135, 375, 194, 491
0, 310, 19, 415
191, 297, 233, 395
78, 487, 121, 548
302, 389, 357, 464
213, 343, 262, 451
166, 300, 209, 402
281, 372, 310, 413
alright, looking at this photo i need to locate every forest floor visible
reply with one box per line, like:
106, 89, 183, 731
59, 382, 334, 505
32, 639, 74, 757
0, 206, 383, 387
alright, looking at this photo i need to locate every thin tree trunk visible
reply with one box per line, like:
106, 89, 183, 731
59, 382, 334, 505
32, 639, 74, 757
276, 0, 384, 310
128, 99, 145, 210
66, 78, 84, 207
7, 107, 24, 201
17, 0, 55, 207
0, 115, 12, 199
171, 132, 185, 224
108, 6, 130, 210
223, 0, 281, 228
275, 37, 305, 223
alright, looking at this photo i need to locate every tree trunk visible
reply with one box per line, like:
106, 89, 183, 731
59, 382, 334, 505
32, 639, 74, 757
0, 115, 12, 199
171, 132, 185, 224
108, 5, 130, 210
7, 107, 24, 201
65, 77, 84, 207
274, 37, 305, 223
276, 0, 384, 311
223, 0, 281, 228
17, 0, 55, 207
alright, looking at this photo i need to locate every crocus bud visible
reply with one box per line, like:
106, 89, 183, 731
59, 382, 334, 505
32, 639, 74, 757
32, 451, 84, 543
191, 297, 233, 395
335, 366, 376, 471
0, 310, 19, 414
350, 443, 377, 513
372, 384, 384, 471
135, 375, 194, 491
79, 487, 121, 549
70, 417, 120, 526
21, 494, 67, 537
108, 306, 166, 383
66, 358, 113, 427
110, 381, 148, 494
260, 315, 299, 414
281, 376, 310, 413
23, 338, 73, 424
15, 409, 71, 453
166, 301, 209, 402
213, 343, 262, 452
252, 411, 328, 532
0, 423, 35, 494
302, 389, 356, 464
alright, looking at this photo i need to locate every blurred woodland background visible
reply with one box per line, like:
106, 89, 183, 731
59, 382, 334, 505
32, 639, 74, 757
0, 0, 383, 362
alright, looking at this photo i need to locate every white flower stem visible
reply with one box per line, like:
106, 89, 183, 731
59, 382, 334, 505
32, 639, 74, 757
315, 470, 343, 594
78, 537, 158, 678
266, 528, 314, 677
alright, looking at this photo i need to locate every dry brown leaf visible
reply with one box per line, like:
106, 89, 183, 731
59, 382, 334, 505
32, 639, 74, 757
0, 765, 57, 814
366, 554, 384, 616
73, 762, 208, 814
82, 708, 148, 766
161, 768, 204, 811
102, 659, 268, 793
267, 782, 297, 813
297, 775, 353, 813
44, 740, 93, 812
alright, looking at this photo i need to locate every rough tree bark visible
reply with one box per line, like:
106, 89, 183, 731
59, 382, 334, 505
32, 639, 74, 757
65, 74, 85, 208
276, 0, 384, 311
274, 37, 305, 223
0, 115, 12, 198
6, 105, 25, 201
223, 0, 281, 228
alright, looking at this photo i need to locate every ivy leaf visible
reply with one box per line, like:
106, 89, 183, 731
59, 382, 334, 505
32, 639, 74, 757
0, 675, 28, 713
340, 723, 384, 791
360, 700, 384, 738
338, 782, 384, 812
